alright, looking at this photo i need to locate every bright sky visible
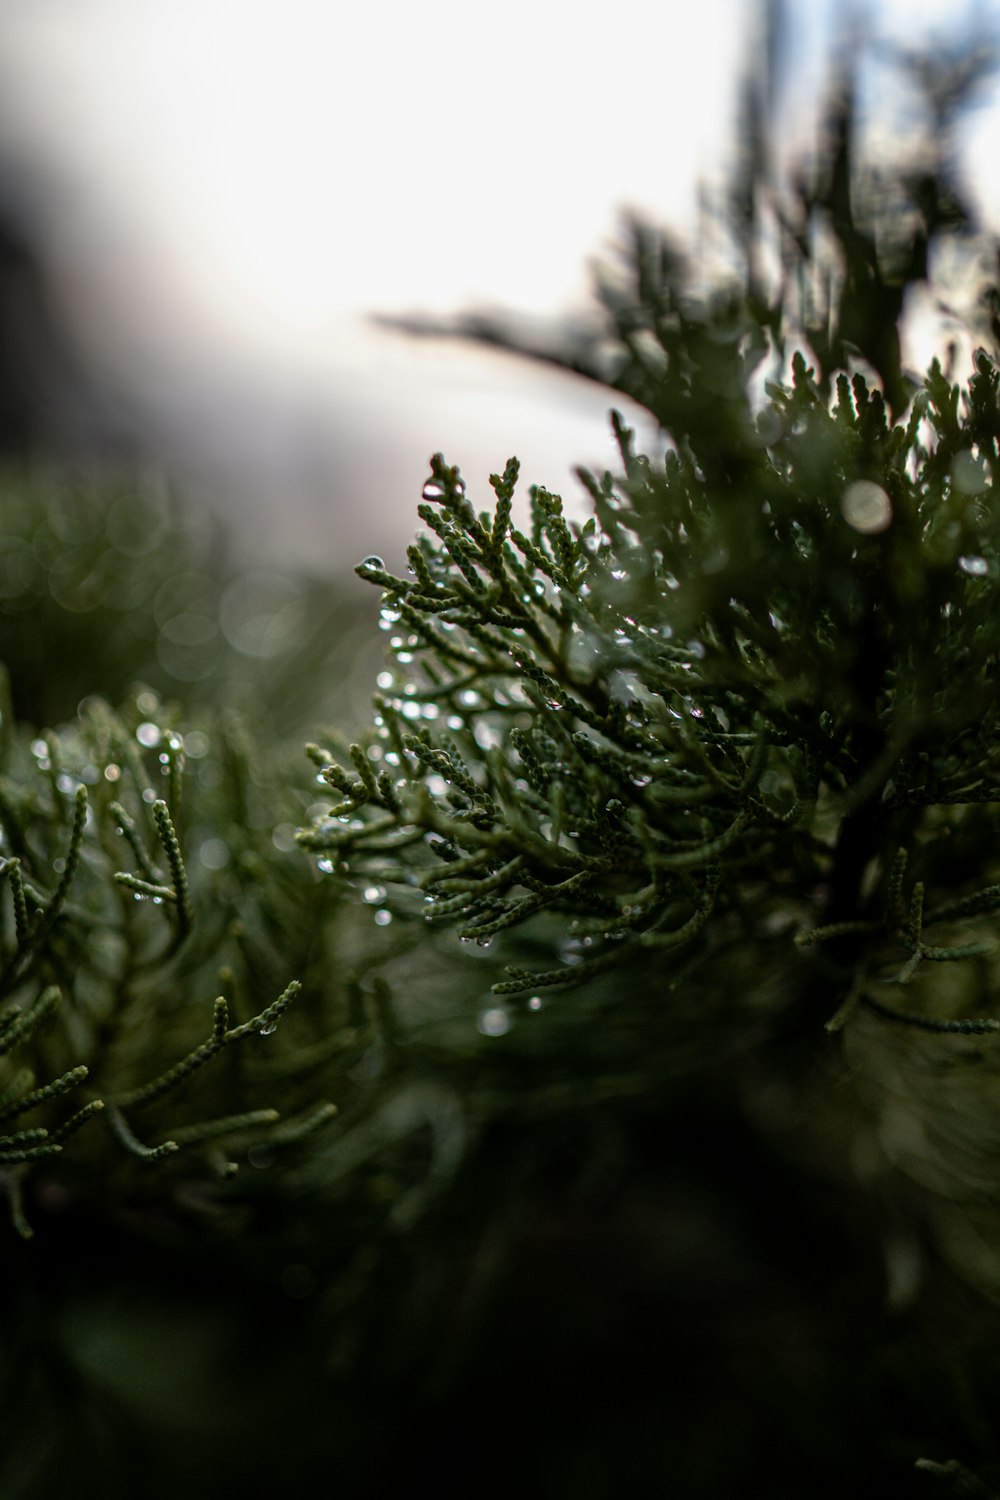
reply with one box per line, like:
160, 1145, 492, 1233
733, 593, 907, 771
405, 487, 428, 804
0, 0, 752, 376
0, 0, 997, 566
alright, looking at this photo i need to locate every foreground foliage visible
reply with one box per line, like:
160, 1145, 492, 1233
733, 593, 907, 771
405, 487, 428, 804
307, 350, 1000, 1049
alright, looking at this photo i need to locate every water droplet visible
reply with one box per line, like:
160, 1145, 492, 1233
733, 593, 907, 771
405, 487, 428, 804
136, 722, 161, 748
258, 1021, 277, 1036
363, 884, 387, 904
317, 857, 335, 874
359, 555, 385, 572
959, 554, 989, 576
30, 739, 47, 760
132, 892, 147, 903
527, 996, 543, 1011
422, 481, 445, 501
478, 1006, 511, 1037
200, 838, 230, 870
841, 481, 892, 534
104, 764, 122, 782
373, 909, 393, 927
952, 451, 988, 496
475, 937, 492, 949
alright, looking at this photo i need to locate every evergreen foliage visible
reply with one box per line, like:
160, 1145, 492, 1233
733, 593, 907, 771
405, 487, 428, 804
305, 349, 1000, 1045
304, 33, 1000, 1081
0, 677, 352, 1240
8, 16, 1000, 1499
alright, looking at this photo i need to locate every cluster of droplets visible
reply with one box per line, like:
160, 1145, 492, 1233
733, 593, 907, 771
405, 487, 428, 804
476, 994, 544, 1037
362, 882, 393, 927
457, 932, 494, 949
30, 738, 51, 771
30, 737, 113, 801
136, 721, 186, 776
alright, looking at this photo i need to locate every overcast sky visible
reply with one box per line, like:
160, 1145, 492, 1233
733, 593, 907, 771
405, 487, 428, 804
0, 0, 997, 570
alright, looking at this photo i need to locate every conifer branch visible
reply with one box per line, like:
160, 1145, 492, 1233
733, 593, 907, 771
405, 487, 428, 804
107, 1105, 179, 1161
108, 801, 158, 882
151, 798, 194, 938
0, 857, 29, 951
113, 985, 301, 1111
0, 1064, 89, 1123
0, 787, 87, 989
47, 1099, 105, 1146
0, 987, 60, 1058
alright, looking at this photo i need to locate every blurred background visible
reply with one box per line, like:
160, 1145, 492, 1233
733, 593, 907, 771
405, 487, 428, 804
0, 0, 997, 581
